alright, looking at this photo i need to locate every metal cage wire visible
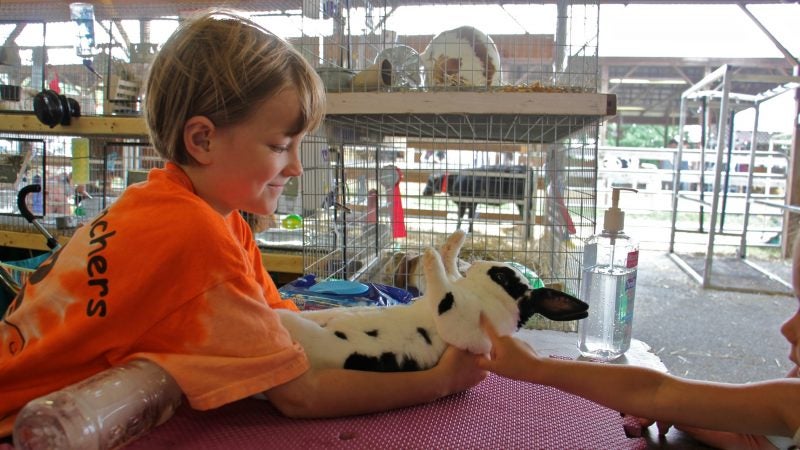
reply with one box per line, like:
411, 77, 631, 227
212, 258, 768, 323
1, 1, 605, 330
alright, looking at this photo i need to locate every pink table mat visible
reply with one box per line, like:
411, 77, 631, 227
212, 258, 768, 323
127, 374, 645, 449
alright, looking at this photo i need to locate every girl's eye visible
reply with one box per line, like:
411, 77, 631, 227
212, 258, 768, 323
269, 145, 289, 153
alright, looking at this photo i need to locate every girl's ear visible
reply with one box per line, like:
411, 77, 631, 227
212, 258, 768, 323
184, 116, 216, 165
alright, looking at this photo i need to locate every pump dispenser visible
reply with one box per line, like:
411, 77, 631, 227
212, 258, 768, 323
603, 187, 628, 242
577, 187, 639, 361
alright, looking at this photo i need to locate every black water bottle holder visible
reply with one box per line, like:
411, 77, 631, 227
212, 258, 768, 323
32, 89, 81, 128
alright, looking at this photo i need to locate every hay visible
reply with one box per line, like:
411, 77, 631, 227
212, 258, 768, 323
375, 227, 582, 332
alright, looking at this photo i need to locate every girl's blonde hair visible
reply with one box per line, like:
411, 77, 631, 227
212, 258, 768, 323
144, 11, 326, 164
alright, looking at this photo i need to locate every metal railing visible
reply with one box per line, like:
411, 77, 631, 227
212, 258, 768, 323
597, 145, 787, 253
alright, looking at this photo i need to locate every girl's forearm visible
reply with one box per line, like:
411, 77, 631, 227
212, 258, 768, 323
535, 357, 670, 418
536, 358, 800, 437
267, 366, 451, 418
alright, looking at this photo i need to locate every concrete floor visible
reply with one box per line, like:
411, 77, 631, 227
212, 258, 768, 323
632, 249, 796, 384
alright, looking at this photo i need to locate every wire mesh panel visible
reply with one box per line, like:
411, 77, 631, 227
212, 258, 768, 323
0, 137, 48, 228
80, 141, 162, 216
0, 134, 154, 236
298, 1, 600, 94
307, 112, 598, 299
297, 1, 604, 320
0, 135, 84, 233
1, 15, 179, 116
1, 2, 606, 321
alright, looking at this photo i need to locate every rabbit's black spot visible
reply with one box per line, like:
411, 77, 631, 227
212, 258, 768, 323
344, 352, 420, 372
334, 331, 348, 340
417, 327, 432, 345
365, 329, 379, 337
438, 292, 455, 315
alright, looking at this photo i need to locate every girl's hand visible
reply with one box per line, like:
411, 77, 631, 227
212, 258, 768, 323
433, 345, 488, 396
477, 315, 542, 381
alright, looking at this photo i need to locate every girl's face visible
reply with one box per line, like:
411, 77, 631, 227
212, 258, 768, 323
781, 302, 800, 371
198, 88, 305, 217
779, 238, 800, 371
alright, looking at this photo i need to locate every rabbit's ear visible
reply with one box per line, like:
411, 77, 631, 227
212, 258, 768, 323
440, 230, 466, 282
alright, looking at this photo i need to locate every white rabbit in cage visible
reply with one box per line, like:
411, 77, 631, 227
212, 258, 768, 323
420, 26, 502, 88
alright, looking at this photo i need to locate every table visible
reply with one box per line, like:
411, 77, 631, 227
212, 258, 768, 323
122, 329, 710, 449
517, 329, 712, 449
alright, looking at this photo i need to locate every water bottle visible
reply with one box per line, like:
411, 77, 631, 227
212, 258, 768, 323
578, 188, 639, 361
69, 3, 96, 58
13, 359, 182, 450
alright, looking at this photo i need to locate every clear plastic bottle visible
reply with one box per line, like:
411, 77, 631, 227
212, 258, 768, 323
577, 188, 639, 361
13, 359, 182, 450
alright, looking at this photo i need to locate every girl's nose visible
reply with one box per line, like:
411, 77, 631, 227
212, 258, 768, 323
781, 311, 800, 342
284, 150, 303, 177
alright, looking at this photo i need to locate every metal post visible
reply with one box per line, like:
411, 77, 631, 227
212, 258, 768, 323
703, 66, 733, 288
739, 102, 761, 258
669, 96, 687, 254
719, 109, 736, 232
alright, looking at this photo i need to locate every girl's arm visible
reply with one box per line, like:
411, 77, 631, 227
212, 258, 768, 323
264, 345, 487, 418
478, 318, 800, 439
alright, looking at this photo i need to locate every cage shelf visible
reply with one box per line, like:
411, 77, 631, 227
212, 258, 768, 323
1, 90, 615, 142
0, 112, 148, 137
326, 91, 615, 143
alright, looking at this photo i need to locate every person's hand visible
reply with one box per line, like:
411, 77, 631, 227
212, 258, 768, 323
477, 314, 542, 381
433, 345, 488, 396
626, 415, 673, 436
672, 425, 770, 449
630, 418, 770, 448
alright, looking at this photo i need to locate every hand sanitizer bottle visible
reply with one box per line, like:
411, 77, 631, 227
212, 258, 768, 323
577, 187, 639, 361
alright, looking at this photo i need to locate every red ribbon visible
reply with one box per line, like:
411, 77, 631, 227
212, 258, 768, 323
392, 166, 406, 238
49, 71, 61, 94
555, 192, 576, 234
440, 171, 448, 193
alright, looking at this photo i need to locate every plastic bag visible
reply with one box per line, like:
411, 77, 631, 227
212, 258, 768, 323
278, 274, 413, 310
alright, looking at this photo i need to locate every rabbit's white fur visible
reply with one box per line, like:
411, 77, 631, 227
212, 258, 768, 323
277, 230, 587, 371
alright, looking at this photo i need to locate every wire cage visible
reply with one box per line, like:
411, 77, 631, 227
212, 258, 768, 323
303, 110, 600, 295
295, 0, 607, 333
1, 1, 609, 331
0, 134, 155, 235
0, 13, 178, 116
298, 1, 599, 94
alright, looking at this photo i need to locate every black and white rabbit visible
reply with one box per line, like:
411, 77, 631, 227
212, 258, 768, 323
277, 230, 588, 372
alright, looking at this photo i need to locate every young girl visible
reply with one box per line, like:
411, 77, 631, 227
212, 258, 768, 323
0, 11, 486, 437
478, 234, 800, 448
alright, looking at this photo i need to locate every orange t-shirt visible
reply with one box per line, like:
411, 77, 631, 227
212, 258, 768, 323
0, 163, 309, 436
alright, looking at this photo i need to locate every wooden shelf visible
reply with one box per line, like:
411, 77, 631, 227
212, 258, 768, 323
0, 229, 303, 274
1, 91, 614, 141
325, 91, 615, 144
0, 112, 148, 138
327, 91, 615, 116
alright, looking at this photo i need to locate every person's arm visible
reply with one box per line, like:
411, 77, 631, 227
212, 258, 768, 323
477, 317, 800, 439
265, 345, 487, 418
